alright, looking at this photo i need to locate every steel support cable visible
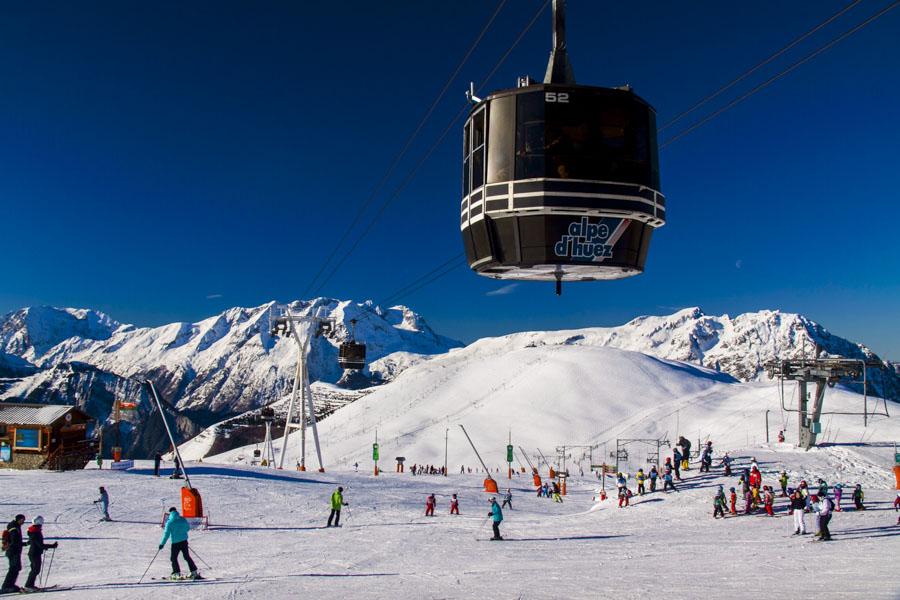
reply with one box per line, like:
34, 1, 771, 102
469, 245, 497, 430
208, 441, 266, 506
659, 0, 864, 132
661, 0, 900, 149
379, 252, 465, 306
301, 0, 510, 297
311, 0, 551, 297
380, 257, 467, 307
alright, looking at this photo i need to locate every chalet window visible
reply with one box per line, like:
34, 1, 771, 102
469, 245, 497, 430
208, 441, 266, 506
14, 428, 41, 450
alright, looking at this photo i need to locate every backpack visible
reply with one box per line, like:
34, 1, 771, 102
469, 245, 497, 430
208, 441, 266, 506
1, 528, 10, 551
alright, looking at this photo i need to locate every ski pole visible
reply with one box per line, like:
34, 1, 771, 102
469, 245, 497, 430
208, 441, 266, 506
138, 548, 161, 584
41, 547, 56, 588
189, 547, 213, 570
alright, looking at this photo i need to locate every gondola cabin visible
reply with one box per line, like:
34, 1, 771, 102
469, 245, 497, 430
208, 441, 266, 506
460, 0, 665, 294
338, 342, 366, 371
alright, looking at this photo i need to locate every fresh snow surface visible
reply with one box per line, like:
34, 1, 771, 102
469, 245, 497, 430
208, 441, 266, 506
208, 343, 897, 473
2, 449, 899, 599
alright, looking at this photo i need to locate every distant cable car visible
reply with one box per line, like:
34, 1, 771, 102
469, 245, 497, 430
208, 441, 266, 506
338, 319, 366, 370
460, 0, 665, 295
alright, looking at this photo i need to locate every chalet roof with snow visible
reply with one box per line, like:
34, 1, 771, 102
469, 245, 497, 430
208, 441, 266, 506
0, 403, 91, 427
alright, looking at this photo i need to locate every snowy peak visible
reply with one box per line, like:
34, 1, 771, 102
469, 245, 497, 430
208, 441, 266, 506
0, 306, 120, 362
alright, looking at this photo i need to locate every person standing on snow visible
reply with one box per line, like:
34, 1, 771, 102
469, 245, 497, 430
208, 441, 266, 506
154, 452, 162, 477
833, 484, 844, 511
749, 466, 762, 490
763, 486, 775, 516
662, 469, 676, 492
713, 485, 726, 518
678, 437, 692, 470
811, 495, 834, 541
649, 466, 659, 492
893, 491, 900, 525
488, 498, 503, 540
719, 453, 733, 476
672, 449, 683, 480
94, 486, 111, 521
743, 488, 753, 515
23, 516, 57, 592
159, 507, 200, 580
852, 484, 865, 510
779, 471, 789, 497
425, 494, 436, 517
790, 490, 807, 535
729, 487, 737, 515
328, 487, 348, 527
171, 455, 182, 480
450, 494, 460, 515
2, 514, 28, 594
816, 479, 829, 500
700, 442, 713, 473
502, 489, 513, 510
552, 482, 563, 503
635, 469, 646, 496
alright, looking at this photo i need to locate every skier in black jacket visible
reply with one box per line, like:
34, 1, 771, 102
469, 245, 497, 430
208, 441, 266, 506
1, 514, 28, 594
24, 516, 57, 591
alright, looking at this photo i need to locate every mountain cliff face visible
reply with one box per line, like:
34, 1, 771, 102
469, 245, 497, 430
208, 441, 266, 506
0, 299, 462, 456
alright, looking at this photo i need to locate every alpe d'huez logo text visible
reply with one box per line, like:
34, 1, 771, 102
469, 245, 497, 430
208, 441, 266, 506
554, 217, 620, 261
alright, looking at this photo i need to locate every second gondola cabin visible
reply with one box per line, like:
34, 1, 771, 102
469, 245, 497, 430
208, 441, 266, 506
460, 0, 665, 294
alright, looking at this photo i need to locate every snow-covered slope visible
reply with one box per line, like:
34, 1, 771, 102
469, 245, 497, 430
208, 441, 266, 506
210, 334, 899, 471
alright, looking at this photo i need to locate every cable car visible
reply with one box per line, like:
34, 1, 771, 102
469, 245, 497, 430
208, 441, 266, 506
460, 0, 665, 294
338, 319, 366, 370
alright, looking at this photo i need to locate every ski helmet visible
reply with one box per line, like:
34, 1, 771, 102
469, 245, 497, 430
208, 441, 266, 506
32, 516, 44, 526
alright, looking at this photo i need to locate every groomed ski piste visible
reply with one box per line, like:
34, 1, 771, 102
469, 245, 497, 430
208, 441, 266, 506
4, 344, 899, 599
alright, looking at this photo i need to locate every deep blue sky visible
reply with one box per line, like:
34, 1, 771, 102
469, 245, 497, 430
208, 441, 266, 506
1, 1, 898, 358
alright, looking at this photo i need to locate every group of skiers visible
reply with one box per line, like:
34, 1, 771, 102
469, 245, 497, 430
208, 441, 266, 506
2, 515, 58, 594
410, 464, 446, 476
536, 481, 562, 502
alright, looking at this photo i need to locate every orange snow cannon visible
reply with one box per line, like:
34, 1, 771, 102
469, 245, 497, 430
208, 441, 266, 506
549, 467, 556, 479
532, 468, 541, 487
181, 486, 203, 518
484, 478, 498, 493
893, 465, 900, 489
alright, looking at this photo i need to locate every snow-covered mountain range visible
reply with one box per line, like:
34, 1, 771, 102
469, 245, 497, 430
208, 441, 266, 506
0, 299, 461, 455
1, 302, 895, 459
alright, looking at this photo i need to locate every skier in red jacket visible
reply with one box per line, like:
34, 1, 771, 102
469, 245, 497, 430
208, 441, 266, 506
449, 494, 459, 515
425, 494, 435, 517
729, 487, 737, 515
749, 466, 762, 489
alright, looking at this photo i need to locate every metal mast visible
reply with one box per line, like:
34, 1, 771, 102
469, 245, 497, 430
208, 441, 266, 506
543, 0, 576, 84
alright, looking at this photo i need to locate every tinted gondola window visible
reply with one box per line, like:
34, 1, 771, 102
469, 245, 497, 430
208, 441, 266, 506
544, 92, 655, 187
515, 92, 545, 179
471, 109, 486, 190
462, 120, 471, 195
487, 96, 514, 183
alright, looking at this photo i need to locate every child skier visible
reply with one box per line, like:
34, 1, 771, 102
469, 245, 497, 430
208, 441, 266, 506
744, 489, 753, 515
502, 489, 513, 510
729, 487, 737, 515
763, 486, 775, 516
552, 482, 562, 503
450, 494, 460, 515
834, 484, 843, 511
94, 486, 111, 521
649, 466, 658, 492
720, 453, 733, 476
779, 471, 789, 497
425, 494, 436, 516
672, 450, 683, 480
811, 495, 834, 541
23, 516, 57, 592
636, 469, 646, 496
894, 491, 900, 525
159, 507, 200, 580
852, 484, 865, 510
662, 469, 676, 492
488, 498, 503, 540
713, 485, 726, 519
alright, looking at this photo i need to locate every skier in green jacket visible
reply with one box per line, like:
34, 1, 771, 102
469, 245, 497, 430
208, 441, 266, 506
327, 487, 348, 527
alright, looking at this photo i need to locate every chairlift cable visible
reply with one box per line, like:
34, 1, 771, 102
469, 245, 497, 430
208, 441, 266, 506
310, 0, 551, 297
659, 0, 864, 132
301, 0, 511, 297
660, 0, 900, 149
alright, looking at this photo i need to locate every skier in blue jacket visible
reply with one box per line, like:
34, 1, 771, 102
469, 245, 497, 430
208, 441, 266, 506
488, 498, 503, 540
159, 508, 200, 580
